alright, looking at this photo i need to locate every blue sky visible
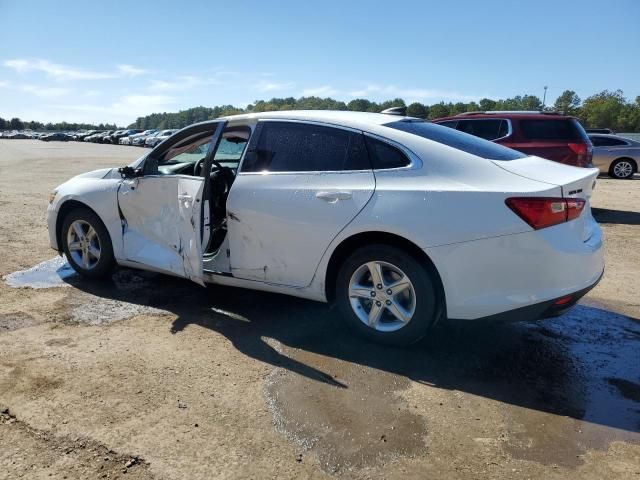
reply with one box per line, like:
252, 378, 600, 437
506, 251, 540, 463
1, 0, 638, 126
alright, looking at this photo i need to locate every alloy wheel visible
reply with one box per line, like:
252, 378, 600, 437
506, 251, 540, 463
613, 160, 633, 179
348, 261, 417, 332
66, 219, 101, 270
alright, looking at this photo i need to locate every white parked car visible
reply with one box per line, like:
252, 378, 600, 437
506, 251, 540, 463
47, 111, 604, 345
145, 129, 177, 148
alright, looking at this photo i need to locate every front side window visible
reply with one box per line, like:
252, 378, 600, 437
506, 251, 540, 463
456, 119, 509, 140
241, 121, 370, 173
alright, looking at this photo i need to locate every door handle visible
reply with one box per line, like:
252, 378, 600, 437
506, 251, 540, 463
178, 193, 193, 201
316, 191, 352, 202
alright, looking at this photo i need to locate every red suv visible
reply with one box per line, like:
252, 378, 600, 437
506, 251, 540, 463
433, 112, 593, 167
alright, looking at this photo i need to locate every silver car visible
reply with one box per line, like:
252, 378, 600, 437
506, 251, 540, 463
589, 134, 639, 179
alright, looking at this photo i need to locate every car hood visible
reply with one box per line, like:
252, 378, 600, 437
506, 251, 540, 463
73, 168, 117, 180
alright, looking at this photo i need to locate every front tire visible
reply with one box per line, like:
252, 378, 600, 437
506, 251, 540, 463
61, 207, 115, 278
609, 158, 635, 179
335, 245, 439, 346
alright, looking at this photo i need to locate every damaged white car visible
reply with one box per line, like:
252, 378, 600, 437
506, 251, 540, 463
47, 110, 604, 345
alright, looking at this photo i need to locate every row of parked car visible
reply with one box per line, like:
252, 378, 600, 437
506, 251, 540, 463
70, 128, 179, 148
0, 128, 178, 148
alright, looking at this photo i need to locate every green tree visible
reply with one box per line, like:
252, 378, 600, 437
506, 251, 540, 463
428, 102, 450, 119
406, 102, 428, 118
479, 98, 497, 111
0, 117, 6, 130
553, 90, 581, 115
580, 90, 627, 130
9, 118, 23, 130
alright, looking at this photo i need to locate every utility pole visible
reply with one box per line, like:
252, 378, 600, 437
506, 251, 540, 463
542, 86, 548, 110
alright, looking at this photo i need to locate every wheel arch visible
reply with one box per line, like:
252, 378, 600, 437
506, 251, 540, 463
324, 231, 446, 317
55, 200, 109, 253
609, 157, 638, 176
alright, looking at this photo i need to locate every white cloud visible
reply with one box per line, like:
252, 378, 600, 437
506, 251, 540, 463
149, 75, 220, 92
302, 85, 339, 97
4, 58, 115, 80
0, 80, 8, 88
3, 58, 150, 81
19, 84, 71, 98
52, 94, 176, 125
348, 84, 480, 102
256, 81, 296, 92
117, 64, 149, 77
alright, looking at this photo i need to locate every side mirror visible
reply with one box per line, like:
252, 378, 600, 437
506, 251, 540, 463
118, 166, 143, 179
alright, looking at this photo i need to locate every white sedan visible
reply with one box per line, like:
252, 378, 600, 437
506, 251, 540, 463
47, 110, 604, 345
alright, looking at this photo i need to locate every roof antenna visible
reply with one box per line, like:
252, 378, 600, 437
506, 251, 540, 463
381, 106, 407, 116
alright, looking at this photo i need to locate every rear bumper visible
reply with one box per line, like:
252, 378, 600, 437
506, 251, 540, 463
427, 216, 604, 320
448, 268, 603, 323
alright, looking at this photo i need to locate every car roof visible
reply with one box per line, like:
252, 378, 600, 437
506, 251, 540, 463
433, 111, 575, 122
216, 110, 410, 130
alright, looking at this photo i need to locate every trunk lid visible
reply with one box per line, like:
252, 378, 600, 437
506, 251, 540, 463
492, 156, 599, 199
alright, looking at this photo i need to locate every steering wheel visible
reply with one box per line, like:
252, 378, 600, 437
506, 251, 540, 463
194, 158, 234, 192
193, 157, 208, 176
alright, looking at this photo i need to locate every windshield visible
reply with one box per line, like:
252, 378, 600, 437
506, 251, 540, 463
386, 119, 527, 161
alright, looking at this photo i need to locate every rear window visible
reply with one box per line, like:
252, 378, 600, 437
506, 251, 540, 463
520, 119, 582, 141
386, 120, 527, 161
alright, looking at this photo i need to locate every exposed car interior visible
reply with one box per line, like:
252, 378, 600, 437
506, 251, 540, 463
204, 126, 252, 254
145, 124, 252, 255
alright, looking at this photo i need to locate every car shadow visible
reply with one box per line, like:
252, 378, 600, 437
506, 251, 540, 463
64, 268, 640, 435
592, 207, 640, 225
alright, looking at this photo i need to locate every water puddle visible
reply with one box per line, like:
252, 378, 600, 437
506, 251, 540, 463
3, 256, 75, 288
3, 257, 167, 325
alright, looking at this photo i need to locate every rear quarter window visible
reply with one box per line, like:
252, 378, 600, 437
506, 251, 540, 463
386, 120, 526, 161
364, 136, 411, 169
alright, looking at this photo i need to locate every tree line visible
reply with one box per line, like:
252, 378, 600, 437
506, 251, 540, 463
2, 89, 639, 132
128, 89, 640, 132
0, 117, 118, 132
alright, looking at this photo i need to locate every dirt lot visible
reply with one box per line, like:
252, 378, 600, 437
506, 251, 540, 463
0, 139, 638, 479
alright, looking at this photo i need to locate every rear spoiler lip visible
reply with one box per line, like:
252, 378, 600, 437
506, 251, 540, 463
490, 157, 599, 193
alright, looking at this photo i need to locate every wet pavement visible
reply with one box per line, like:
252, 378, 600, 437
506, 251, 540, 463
4, 258, 640, 473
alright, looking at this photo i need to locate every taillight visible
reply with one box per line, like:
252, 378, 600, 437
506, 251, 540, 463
567, 143, 587, 155
566, 198, 586, 221
505, 197, 586, 230
568, 142, 591, 167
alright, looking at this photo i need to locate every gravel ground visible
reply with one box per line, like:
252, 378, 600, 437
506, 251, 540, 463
0, 140, 638, 479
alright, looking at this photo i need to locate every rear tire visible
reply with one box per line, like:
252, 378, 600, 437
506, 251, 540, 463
609, 158, 635, 179
61, 207, 115, 278
335, 244, 439, 346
